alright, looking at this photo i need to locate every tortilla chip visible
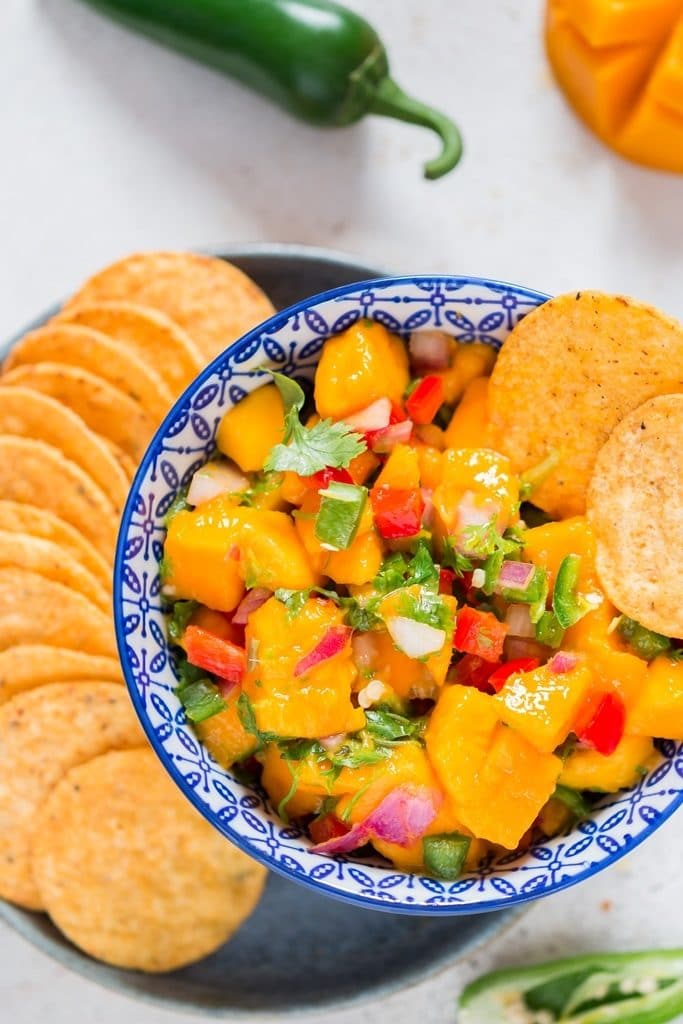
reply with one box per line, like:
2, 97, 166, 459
65, 251, 276, 362
0, 646, 121, 704
0, 387, 129, 513
0, 569, 116, 656
0, 364, 155, 461
56, 301, 203, 397
0, 531, 109, 611
32, 747, 267, 969
489, 291, 683, 517
103, 440, 136, 480
0, 683, 144, 908
588, 394, 683, 638
0, 438, 117, 559
0, 502, 110, 588
3, 323, 173, 423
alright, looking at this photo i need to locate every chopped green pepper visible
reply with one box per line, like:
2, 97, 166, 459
176, 679, 227, 723
552, 554, 591, 628
553, 784, 591, 821
315, 481, 367, 550
617, 616, 672, 661
536, 610, 565, 648
423, 832, 471, 880
459, 949, 683, 1024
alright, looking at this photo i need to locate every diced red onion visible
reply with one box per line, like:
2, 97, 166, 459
294, 625, 352, 677
368, 419, 413, 453
187, 462, 248, 506
497, 561, 535, 592
386, 616, 446, 658
409, 330, 451, 372
421, 488, 434, 528
344, 398, 392, 432
352, 632, 377, 669
310, 784, 441, 855
217, 678, 239, 699
548, 651, 579, 674
232, 588, 271, 625
504, 604, 536, 638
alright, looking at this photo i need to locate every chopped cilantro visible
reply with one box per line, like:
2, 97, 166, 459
441, 538, 473, 576
236, 693, 278, 748
176, 679, 226, 723
264, 371, 365, 475
397, 587, 453, 632
158, 554, 173, 584
460, 518, 524, 561
553, 784, 591, 821
274, 587, 310, 619
374, 540, 439, 593
238, 471, 283, 507
365, 706, 427, 743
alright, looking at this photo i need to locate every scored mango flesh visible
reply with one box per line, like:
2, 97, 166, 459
546, 0, 683, 172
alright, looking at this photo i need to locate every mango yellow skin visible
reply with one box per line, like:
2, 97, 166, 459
444, 376, 491, 449
432, 448, 520, 547
216, 384, 285, 472
243, 597, 364, 739
546, 0, 683, 174
560, 734, 655, 791
165, 496, 318, 611
314, 320, 409, 418
496, 661, 594, 753
426, 686, 561, 849
628, 657, 683, 739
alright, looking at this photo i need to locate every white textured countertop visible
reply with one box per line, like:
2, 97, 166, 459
1, 0, 682, 1020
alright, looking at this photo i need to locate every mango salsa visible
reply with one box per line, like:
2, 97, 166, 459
162, 318, 679, 881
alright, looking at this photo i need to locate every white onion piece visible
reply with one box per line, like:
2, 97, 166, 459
386, 616, 446, 658
409, 330, 451, 372
187, 461, 248, 506
352, 632, 377, 669
358, 679, 388, 709
505, 603, 536, 638
344, 398, 392, 431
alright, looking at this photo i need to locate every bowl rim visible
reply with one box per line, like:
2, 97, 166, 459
115, 272, 683, 916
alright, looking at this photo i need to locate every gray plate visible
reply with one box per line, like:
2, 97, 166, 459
0, 244, 521, 1016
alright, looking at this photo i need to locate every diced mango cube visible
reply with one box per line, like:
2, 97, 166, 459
196, 693, 257, 769
496, 661, 594, 753
216, 384, 285, 472
628, 656, 683, 739
314, 321, 409, 419
375, 444, 421, 490
444, 377, 492, 450
560, 734, 655, 791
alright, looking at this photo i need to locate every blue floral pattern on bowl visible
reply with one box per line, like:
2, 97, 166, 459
114, 275, 683, 915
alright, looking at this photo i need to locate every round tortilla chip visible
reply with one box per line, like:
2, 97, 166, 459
0, 438, 117, 559
0, 568, 116, 657
0, 364, 155, 461
66, 251, 276, 363
0, 502, 110, 588
0, 683, 144, 909
0, 531, 109, 611
3, 324, 173, 423
588, 394, 683, 638
32, 748, 267, 969
489, 291, 683, 517
56, 301, 203, 397
0, 646, 121, 705
0, 388, 129, 513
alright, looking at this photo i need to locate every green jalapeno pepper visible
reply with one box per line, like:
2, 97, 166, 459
460, 949, 683, 1024
78, 0, 463, 179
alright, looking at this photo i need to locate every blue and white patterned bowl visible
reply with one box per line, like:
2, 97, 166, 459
115, 274, 683, 915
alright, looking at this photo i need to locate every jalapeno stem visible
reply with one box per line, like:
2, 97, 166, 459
368, 77, 463, 179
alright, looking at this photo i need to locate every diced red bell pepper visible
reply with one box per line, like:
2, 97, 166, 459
454, 653, 496, 693
577, 691, 626, 756
405, 375, 445, 425
309, 813, 350, 846
439, 567, 456, 594
370, 485, 424, 539
183, 625, 247, 684
454, 606, 508, 663
487, 657, 540, 693
303, 467, 354, 489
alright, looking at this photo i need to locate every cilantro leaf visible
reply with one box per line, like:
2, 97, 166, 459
441, 538, 473, 576
264, 371, 366, 475
164, 487, 191, 527
397, 587, 453, 632
374, 540, 439, 593
365, 707, 427, 743
461, 518, 523, 560
274, 587, 311, 619
176, 679, 226, 723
